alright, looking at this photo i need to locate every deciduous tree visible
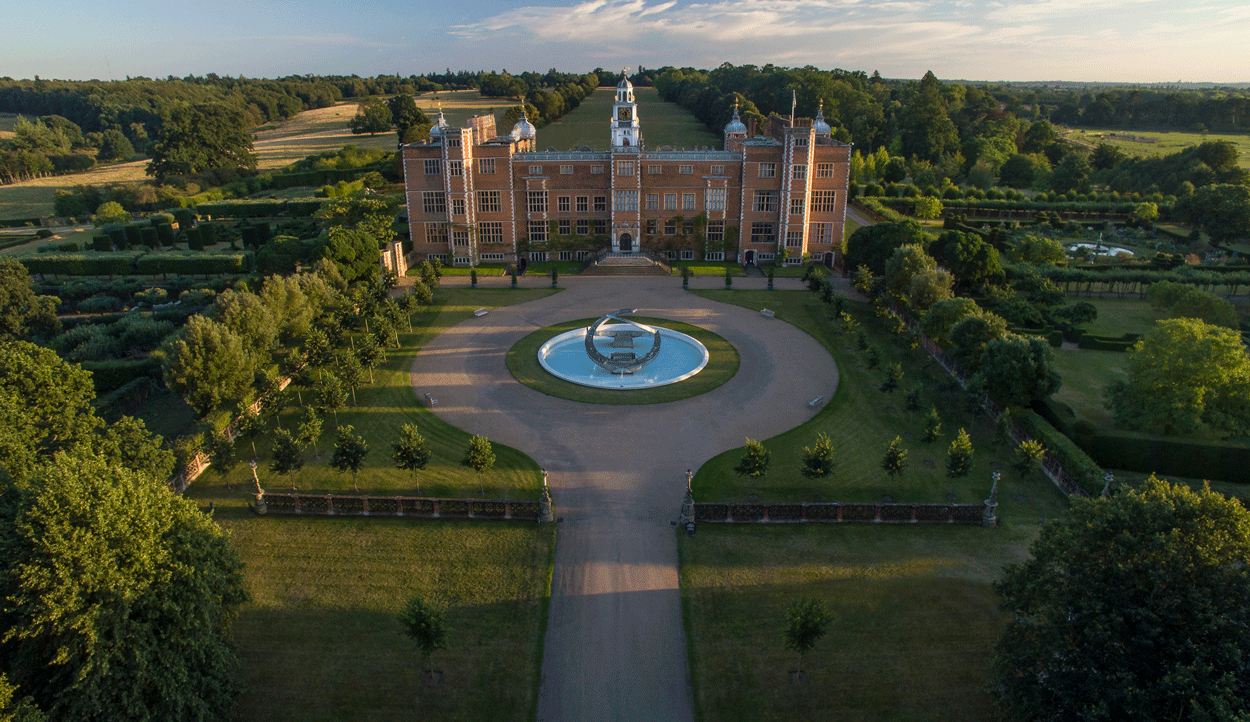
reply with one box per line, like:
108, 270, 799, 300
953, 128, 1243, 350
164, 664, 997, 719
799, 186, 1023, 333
400, 594, 448, 675
161, 315, 253, 416
330, 424, 369, 491
784, 598, 832, 675
1106, 318, 1250, 435
800, 433, 836, 478
0, 452, 247, 722
147, 103, 256, 179
971, 334, 1062, 409
992, 477, 1250, 721
393, 423, 431, 493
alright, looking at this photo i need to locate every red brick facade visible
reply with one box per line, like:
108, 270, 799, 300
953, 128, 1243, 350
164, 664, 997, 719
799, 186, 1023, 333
402, 79, 850, 267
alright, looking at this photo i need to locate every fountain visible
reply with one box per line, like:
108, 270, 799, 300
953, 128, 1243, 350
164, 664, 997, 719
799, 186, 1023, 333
537, 309, 710, 390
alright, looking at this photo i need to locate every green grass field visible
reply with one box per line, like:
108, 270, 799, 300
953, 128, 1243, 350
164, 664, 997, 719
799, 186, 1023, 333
179, 495, 555, 722
1076, 297, 1167, 337
1062, 127, 1250, 169
691, 290, 1071, 522
538, 87, 721, 152
672, 261, 744, 276
505, 317, 739, 405
188, 287, 558, 501
681, 522, 1033, 722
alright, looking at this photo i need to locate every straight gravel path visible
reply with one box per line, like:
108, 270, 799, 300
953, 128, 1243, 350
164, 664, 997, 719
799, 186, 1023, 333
409, 274, 838, 721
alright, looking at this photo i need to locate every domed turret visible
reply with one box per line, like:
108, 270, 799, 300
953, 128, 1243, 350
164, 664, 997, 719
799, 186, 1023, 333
724, 102, 747, 135
511, 109, 536, 141
429, 105, 450, 137
812, 100, 831, 135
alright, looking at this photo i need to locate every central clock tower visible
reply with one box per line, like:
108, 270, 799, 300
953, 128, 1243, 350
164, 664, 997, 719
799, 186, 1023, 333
610, 69, 642, 148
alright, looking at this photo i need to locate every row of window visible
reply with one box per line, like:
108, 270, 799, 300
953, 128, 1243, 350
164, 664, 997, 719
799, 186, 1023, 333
422, 159, 839, 179
423, 189, 836, 217
428, 222, 837, 247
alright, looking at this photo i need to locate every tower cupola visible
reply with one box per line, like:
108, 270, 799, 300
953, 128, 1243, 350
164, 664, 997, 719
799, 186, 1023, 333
610, 68, 641, 148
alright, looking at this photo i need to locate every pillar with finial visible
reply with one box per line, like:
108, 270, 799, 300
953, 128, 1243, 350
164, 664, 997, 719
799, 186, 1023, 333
538, 468, 554, 523
250, 459, 267, 515
982, 470, 1000, 527
1102, 471, 1113, 498
679, 468, 695, 526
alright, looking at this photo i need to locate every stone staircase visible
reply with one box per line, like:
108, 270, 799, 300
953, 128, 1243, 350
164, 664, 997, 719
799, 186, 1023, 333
581, 252, 671, 276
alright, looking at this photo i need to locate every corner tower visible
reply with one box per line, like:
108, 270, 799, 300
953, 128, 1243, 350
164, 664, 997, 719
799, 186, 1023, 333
611, 69, 641, 148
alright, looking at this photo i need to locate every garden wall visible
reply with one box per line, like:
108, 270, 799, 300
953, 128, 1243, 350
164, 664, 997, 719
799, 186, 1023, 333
258, 493, 544, 521
693, 501, 987, 524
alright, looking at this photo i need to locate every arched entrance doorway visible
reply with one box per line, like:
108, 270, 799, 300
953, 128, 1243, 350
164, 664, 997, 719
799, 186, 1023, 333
518, 256, 529, 274
619, 233, 633, 252
824, 252, 834, 269
744, 249, 755, 265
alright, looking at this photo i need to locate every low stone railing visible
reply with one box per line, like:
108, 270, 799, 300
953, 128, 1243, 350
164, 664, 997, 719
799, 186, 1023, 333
693, 501, 988, 525
256, 493, 547, 522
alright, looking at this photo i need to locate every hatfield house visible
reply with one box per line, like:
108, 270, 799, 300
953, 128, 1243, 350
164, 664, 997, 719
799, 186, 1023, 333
402, 73, 852, 269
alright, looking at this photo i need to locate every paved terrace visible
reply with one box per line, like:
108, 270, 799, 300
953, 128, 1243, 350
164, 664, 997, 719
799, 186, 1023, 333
409, 273, 839, 721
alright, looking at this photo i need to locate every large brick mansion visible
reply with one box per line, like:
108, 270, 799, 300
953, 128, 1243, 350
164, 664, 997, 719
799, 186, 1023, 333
401, 74, 851, 267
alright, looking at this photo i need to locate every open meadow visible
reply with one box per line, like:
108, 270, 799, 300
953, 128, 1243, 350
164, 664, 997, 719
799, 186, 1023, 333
681, 522, 1033, 722
1061, 126, 1250, 168
0, 100, 393, 220
414, 89, 507, 130
538, 86, 720, 151
251, 101, 396, 169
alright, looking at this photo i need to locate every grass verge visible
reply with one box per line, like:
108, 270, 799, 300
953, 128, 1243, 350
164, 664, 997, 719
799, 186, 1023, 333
691, 290, 1071, 523
680, 523, 1031, 722
181, 486, 555, 722
505, 316, 739, 405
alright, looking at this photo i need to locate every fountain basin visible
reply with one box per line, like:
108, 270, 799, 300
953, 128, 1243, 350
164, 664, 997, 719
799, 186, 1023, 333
538, 323, 709, 389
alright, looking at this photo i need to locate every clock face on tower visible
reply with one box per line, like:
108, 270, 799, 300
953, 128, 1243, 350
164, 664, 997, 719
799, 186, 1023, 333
618, 107, 631, 121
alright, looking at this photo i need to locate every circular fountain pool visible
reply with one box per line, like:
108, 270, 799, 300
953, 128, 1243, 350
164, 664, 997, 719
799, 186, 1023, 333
538, 322, 710, 390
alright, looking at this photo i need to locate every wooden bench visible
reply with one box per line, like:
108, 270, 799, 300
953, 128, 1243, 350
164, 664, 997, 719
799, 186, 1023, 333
760, 309, 775, 318
473, 308, 488, 317
425, 393, 438, 407
808, 396, 824, 408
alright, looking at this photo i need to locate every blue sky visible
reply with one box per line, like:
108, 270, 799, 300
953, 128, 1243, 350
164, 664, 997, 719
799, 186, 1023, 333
5, 0, 1248, 83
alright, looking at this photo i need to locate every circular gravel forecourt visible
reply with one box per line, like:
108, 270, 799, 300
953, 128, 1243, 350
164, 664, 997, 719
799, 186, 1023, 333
506, 316, 740, 405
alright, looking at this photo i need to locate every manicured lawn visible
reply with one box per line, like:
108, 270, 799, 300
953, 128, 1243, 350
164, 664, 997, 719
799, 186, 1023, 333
845, 217, 862, 241
673, 261, 744, 276
1050, 349, 1127, 429
192, 287, 559, 501
539, 87, 720, 152
181, 487, 555, 722
691, 290, 1072, 522
505, 316, 739, 405
524, 260, 583, 277
1076, 297, 1166, 337
764, 263, 826, 278
680, 523, 1033, 722
434, 263, 509, 277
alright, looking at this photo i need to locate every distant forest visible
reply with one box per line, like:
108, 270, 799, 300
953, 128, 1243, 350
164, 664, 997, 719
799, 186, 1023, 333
1, 65, 1247, 191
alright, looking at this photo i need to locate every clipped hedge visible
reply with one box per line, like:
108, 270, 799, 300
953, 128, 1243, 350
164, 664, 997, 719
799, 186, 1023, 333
135, 252, 253, 276
81, 357, 162, 394
19, 252, 142, 276
1087, 432, 1250, 483
76, 295, 124, 314
195, 198, 324, 218
1016, 409, 1104, 495
1077, 333, 1139, 352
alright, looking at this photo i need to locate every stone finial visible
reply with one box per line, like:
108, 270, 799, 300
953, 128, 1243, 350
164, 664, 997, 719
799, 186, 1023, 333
982, 470, 1000, 528
538, 468, 554, 523
679, 469, 695, 525
1102, 472, 1113, 498
250, 459, 266, 515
